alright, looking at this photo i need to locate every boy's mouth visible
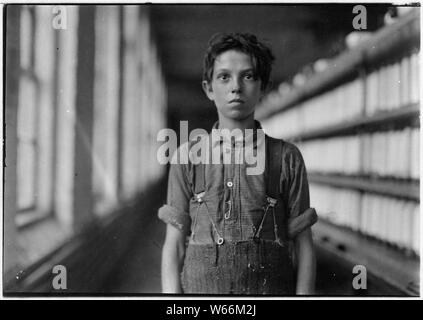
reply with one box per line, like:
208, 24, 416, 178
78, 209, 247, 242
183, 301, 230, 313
229, 98, 245, 104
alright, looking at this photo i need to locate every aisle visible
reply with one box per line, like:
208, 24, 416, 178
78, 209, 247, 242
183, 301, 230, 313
104, 215, 165, 294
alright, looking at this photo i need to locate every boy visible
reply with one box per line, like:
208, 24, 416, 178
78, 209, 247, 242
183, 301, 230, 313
159, 33, 316, 295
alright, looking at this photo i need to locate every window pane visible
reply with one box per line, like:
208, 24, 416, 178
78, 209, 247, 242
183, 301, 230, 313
16, 76, 37, 211
20, 6, 32, 70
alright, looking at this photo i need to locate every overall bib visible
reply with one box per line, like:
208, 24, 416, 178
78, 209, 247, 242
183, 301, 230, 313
181, 136, 296, 295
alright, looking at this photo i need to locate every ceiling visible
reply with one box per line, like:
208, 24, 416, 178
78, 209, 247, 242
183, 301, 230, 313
149, 4, 389, 127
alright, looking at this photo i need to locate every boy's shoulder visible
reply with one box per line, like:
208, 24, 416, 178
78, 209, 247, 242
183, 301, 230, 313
177, 134, 304, 161
170, 134, 210, 166
266, 135, 303, 160
170, 133, 305, 168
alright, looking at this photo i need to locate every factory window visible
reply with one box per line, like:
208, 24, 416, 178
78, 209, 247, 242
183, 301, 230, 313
15, 6, 55, 228
16, 6, 38, 225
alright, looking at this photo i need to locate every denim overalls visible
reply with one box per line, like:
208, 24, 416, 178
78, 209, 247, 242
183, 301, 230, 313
180, 135, 296, 295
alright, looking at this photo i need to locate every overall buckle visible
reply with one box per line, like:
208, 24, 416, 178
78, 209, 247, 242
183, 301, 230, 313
266, 196, 277, 208
195, 192, 205, 203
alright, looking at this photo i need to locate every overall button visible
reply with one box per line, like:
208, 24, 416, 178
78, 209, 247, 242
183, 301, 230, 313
226, 181, 233, 188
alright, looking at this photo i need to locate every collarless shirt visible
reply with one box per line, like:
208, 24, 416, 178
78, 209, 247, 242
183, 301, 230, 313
158, 121, 310, 245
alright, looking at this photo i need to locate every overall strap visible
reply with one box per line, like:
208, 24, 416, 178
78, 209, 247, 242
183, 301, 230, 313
188, 140, 206, 195
253, 135, 285, 245
265, 136, 284, 199
194, 163, 205, 195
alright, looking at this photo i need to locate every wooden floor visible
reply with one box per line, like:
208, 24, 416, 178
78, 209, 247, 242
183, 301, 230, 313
103, 212, 165, 294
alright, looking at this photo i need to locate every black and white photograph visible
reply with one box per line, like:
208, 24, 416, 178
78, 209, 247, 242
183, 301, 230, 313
1, 2, 421, 301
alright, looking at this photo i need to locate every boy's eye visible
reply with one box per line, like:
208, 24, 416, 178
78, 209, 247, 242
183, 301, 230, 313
217, 74, 229, 81
244, 74, 254, 80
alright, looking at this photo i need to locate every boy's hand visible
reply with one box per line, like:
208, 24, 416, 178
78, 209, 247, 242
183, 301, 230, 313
287, 208, 318, 239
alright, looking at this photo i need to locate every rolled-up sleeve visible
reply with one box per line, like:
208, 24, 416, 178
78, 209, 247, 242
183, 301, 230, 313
282, 143, 310, 220
158, 146, 193, 235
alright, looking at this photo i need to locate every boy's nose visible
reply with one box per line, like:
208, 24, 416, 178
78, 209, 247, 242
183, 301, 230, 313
231, 78, 242, 93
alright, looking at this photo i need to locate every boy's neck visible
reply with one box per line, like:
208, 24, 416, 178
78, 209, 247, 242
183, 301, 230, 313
217, 114, 256, 132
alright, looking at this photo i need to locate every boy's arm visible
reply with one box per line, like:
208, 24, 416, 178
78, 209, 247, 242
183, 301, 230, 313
283, 143, 315, 294
161, 223, 186, 293
294, 228, 316, 295
287, 207, 317, 239
159, 144, 193, 293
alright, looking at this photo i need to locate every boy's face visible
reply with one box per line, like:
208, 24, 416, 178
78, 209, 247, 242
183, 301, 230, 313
202, 50, 263, 122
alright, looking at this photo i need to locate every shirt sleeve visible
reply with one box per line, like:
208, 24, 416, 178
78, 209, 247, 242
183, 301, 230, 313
157, 145, 193, 235
282, 143, 310, 220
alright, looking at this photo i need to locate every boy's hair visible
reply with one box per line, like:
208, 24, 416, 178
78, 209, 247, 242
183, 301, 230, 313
202, 33, 275, 91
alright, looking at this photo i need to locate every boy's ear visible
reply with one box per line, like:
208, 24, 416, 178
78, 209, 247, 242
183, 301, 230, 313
258, 88, 265, 102
263, 80, 273, 95
202, 80, 214, 101
259, 80, 271, 101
